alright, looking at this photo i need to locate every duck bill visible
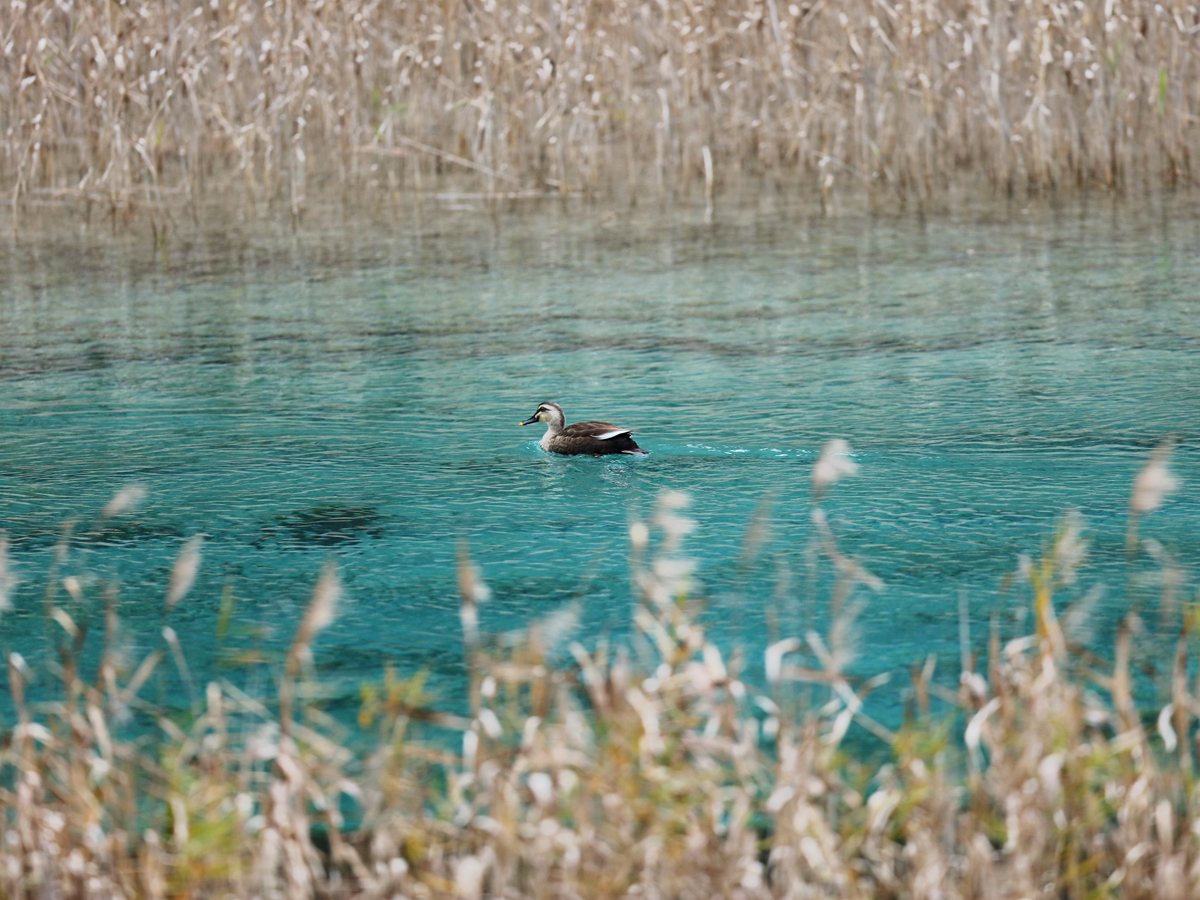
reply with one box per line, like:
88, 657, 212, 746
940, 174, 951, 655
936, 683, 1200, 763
519, 415, 539, 426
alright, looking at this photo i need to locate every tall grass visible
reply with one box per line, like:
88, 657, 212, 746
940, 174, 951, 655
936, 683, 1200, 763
1, 441, 1195, 898
2, 0, 1198, 220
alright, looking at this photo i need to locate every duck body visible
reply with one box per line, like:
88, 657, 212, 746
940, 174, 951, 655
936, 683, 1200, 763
520, 402, 649, 456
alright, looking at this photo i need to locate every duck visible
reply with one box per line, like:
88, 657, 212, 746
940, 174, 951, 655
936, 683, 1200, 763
519, 402, 649, 456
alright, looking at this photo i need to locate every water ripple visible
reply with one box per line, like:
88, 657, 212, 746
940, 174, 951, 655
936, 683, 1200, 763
1, 200, 1199, 722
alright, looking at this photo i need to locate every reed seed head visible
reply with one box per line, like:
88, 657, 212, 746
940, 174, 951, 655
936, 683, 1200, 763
812, 439, 857, 497
0, 536, 14, 614
166, 534, 204, 612
1131, 442, 1179, 514
101, 484, 147, 519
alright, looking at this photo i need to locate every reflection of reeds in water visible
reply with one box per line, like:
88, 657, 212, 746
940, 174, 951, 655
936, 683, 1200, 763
2, 0, 1197, 220
0, 441, 1194, 898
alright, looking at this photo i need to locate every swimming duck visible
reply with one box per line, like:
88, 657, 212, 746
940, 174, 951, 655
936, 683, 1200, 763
520, 402, 649, 456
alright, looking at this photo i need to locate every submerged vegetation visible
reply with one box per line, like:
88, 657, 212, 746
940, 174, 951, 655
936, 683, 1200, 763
1, 440, 1195, 899
2, 0, 1199, 221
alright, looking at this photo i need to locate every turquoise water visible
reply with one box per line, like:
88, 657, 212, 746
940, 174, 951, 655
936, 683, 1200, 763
1, 197, 1198, 723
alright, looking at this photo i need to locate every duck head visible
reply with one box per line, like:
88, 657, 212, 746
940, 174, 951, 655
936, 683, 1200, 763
520, 402, 566, 432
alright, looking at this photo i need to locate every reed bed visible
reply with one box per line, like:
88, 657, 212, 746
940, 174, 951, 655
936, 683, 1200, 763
2, 0, 1198, 220
0, 440, 1195, 899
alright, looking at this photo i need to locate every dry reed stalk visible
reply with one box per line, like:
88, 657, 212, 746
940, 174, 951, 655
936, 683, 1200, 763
2, 0, 1198, 222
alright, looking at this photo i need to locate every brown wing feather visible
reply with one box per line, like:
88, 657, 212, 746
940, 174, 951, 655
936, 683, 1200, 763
548, 417, 647, 455
562, 421, 629, 438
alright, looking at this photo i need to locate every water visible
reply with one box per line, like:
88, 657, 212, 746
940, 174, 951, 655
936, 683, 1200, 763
1, 196, 1198, 726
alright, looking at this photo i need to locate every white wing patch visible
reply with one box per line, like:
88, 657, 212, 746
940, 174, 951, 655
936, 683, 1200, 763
594, 429, 631, 441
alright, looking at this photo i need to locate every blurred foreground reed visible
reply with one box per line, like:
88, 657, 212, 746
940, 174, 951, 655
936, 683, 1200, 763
1, 440, 1195, 899
3, 0, 1199, 223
